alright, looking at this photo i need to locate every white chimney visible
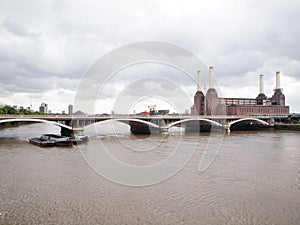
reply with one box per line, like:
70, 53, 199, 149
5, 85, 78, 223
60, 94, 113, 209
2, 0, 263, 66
259, 74, 264, 94
197, 70, 202, 91
209, 66, 214, 89
276, 71, 281, 89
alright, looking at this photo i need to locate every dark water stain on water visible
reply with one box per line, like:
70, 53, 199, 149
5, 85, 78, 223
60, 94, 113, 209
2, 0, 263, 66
0, 124, 300, 224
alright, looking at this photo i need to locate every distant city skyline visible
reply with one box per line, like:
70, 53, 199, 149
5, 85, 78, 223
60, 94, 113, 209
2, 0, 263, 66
1, 67, 299, 114
0, 0, 299, 113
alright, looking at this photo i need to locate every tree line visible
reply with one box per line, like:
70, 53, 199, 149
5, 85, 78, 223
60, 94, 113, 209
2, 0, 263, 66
0, 105, 44, 115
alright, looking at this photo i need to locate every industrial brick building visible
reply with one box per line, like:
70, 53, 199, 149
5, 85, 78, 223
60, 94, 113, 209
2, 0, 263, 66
191, 67, 289, 116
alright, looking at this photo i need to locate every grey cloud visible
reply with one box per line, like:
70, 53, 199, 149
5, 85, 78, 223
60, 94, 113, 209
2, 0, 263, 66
0, 73, 79, 94
3, 17, 40, 38
111, 77, 193, 113
0, 0, 299, 112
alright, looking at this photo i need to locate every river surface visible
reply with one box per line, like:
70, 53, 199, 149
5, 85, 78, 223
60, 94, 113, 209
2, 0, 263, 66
0, 122, 300, 224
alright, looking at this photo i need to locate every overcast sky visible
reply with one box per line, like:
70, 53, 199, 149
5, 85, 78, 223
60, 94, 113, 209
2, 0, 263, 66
0, 0, 299, 113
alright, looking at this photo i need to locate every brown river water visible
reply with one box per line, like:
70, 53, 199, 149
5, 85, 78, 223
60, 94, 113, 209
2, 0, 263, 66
0, 122, 300, 224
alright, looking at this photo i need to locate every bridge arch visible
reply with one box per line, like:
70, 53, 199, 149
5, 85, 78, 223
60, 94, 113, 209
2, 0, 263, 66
167, 118, 223, 129
84, 118, 160, 135
228, 118, 269, 127
0, 118, 73, 130
84, 118, 160, 129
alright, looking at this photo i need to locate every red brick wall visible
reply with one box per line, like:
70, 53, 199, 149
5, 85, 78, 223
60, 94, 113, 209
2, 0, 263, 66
225, 105, 289, 115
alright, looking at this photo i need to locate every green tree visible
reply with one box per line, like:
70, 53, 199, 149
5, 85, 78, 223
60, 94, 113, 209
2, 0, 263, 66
0, 105, 18, 114
0, 105, 44, 115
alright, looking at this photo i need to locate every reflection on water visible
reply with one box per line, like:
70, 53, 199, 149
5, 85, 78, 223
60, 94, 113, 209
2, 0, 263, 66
0, 123, 300, 224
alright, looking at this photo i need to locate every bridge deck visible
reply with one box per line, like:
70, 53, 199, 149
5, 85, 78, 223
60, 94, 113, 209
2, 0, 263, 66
0, 114, 280, 121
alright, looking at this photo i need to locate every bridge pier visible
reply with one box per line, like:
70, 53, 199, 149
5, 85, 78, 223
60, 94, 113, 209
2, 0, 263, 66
160, 126, 169, 134
269, 117, 275, 126
224, 124, 230, 133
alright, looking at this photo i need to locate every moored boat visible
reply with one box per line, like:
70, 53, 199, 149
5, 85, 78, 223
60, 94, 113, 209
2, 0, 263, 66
29, 137, 56, 147
40, 134, 73, 146
29, 134, 73, 147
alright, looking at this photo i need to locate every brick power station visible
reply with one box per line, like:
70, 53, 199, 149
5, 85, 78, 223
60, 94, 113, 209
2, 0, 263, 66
191, 67, 289, 116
